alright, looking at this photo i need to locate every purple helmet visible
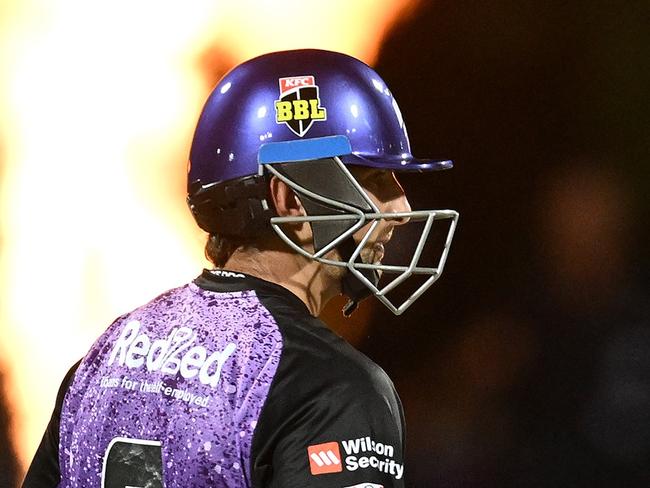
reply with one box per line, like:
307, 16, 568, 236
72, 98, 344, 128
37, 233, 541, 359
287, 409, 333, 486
187, 49, 458, 315
188, 48, 451, 190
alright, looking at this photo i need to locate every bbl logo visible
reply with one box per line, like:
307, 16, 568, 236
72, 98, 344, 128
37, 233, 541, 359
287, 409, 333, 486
274, 75, 327, 137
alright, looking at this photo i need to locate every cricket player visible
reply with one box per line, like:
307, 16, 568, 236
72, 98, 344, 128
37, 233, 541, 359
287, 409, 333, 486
24, 49, 458, 487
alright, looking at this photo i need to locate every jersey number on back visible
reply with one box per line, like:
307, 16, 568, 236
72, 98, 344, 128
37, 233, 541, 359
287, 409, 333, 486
101, 437, 164, 488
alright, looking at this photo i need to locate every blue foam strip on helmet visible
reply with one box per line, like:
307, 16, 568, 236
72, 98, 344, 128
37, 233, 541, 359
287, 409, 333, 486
258, 135, 352, 164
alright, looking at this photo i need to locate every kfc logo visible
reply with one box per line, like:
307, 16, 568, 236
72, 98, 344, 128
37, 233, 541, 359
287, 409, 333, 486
274, 75, 327, 137
279, 76, 313, 91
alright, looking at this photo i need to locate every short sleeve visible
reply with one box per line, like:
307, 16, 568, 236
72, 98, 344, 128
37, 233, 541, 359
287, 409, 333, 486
249, 327, 406, 488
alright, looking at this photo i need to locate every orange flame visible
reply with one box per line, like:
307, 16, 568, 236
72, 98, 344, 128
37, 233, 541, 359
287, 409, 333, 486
0, 0, 418, 475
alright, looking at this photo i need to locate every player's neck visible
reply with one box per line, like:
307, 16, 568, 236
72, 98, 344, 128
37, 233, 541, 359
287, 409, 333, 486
223, 248, 339, 317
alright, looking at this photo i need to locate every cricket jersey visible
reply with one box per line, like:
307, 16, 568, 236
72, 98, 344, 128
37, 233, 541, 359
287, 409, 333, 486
23, 269, 406, 487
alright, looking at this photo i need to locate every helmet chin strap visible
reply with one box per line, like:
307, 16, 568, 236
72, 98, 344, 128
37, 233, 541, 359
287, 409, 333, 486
341, 267, 380, 317
338, 237, 380, 317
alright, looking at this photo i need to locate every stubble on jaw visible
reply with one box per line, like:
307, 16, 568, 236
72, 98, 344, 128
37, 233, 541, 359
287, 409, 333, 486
318, 238, 386, 289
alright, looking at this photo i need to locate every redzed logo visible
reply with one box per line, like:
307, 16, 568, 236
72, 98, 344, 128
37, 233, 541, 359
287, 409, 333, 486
307, 442, 343, 475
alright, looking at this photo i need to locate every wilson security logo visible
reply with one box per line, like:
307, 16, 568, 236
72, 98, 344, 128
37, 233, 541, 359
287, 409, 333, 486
307, 436, 403, 480
308, 442, 342, 475
108, 320, 237, 388
274, 75, 327, 137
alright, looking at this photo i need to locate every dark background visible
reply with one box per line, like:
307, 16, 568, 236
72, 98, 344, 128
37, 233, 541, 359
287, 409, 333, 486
2, 1, 648, 486
362, 1, 650, 486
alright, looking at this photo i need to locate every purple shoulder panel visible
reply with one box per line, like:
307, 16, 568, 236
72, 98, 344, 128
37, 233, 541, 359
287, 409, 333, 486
58, 283, 282, 488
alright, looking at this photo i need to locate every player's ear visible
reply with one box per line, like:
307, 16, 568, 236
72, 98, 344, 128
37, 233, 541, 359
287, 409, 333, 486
269, 175, 305, 217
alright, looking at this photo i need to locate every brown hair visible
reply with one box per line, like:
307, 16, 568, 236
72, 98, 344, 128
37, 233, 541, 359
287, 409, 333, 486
205, 227, 277, 268
205, 234, 244, 268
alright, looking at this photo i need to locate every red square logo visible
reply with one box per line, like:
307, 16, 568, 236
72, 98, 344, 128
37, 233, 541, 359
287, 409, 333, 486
307, 441, 343, 475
